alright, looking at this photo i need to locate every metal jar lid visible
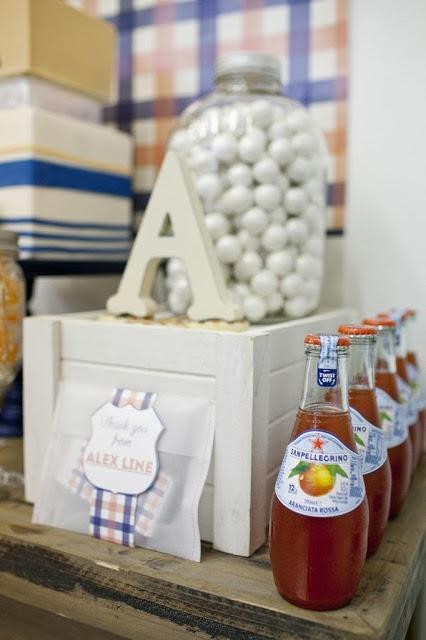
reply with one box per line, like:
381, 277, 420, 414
215, 52, 282, 83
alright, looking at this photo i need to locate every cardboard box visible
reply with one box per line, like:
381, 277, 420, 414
24, 308, 353, 556
0, 0, 116, 101
0, 108, 132, 261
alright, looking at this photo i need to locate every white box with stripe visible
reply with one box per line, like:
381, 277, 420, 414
24, 307, 352, 556
0, 107, 132, 261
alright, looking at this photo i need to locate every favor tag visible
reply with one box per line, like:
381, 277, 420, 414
83, 403, 164, 495
317, 335, 338, 387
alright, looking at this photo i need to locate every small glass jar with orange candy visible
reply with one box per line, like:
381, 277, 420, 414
0, 231, 25, 394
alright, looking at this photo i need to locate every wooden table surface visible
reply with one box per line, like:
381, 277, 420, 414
0, 458, 424, 640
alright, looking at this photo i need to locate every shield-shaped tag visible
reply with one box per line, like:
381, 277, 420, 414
83, 404, 164, 495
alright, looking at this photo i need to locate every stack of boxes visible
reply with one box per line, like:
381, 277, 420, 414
0, 0, 133, 262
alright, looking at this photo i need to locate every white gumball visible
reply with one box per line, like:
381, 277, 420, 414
166, 257, 186, 279
200, 107, 221, 134
234, 251, 263, 281
221, 185, 253, 214
251, 269, 278, 298
303, 204, 324, 231
188, 147, 217, 173
285, 187, 308, 215
303, 235, 323, 258
280, 272, 304, 298
196, 173, 223, 201
284, 296, 308, 318
266, 250, 294, 276
267, 292, 284, 314
304, 278, 321, 299
238, 130, 265, 164
272, 105, 286, 121
286, 218, 309, 245
296, 254, 322, 279
237, 229, 260, 251
168, 291, 189, 314
291, 132, 316, 157
254, 184, 281, 211
268, 137, 293, 166
211, 133, 238, 163
205, 212, 230, 240
230, 282, 250, 304
227, 163, 253, 187
305, 178, 325, 205
253, 157, 280, 184
250, 99, 273, 129
270, 207, 287, 224
169, 129, 190, 153
243, 295, 267, 322
287, 157, 311, 183
241, 207, 268, 235
173, 275, 192, 303
220, 106, 246, 137
286, 109, 310, 133
261, 224, 288, 251
268, 119, 290, 140
216, 235, 242, 264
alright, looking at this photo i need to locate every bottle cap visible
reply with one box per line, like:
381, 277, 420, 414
304, 333, 350, 347
363, 317, 396, 328
338, 324, 377, 336
405, 309, 416, 318
215, 52, 282, 83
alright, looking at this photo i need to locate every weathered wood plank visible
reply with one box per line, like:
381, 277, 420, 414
0, 457, 424, 640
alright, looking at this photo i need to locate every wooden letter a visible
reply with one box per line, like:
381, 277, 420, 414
107, 152, 241, 321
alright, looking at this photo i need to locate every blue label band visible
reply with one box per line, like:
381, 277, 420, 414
318, 335, 338, 387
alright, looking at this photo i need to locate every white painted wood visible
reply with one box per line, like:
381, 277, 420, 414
61, 361, 215, 399
213, 332, 270, 556
107, 152, 240, 321
23, 317, 61, 503
61, 318, 218, 375
269, 360, 305, 423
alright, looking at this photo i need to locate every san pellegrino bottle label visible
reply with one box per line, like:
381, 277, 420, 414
349, 408, 387, 475
275, 430, 365, 518
396, 375, 418, 425
406, 363, 426, 412
375, 387, 408, 448
317, 335, 338, 387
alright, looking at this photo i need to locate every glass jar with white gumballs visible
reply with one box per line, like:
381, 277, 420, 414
166, 52, 327, 323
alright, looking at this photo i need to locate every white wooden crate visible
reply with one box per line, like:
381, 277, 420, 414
24, 307, 353, 556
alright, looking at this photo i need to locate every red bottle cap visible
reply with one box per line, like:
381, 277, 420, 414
338, 324, 377, 336
304, 334, 350, 347
363, 317, 396, 328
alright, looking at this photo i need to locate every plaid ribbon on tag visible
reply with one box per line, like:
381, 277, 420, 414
135, 471, 171, 537
111, 388, 156, 410
90, 488, 138, 546
68, 448, 95, 502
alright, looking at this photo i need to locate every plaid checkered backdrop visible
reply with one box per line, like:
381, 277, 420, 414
70, 0, 347, 233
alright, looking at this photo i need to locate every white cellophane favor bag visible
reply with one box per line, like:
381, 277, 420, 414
33, 380, 214, 561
